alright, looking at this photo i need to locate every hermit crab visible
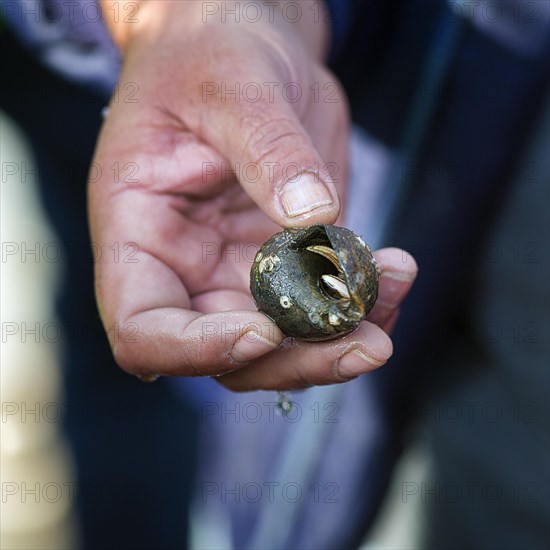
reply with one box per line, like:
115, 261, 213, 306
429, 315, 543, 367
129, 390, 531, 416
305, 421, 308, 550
250, 224, 380, 341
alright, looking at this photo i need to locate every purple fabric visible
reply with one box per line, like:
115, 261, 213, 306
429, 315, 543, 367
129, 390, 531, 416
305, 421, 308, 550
1, 0, 120, 95
190, 379, 386, 550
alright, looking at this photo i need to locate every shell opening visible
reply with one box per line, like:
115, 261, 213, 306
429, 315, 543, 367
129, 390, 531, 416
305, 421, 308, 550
306, 244, 350, 305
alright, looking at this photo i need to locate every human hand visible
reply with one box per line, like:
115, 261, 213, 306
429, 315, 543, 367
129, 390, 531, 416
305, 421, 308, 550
90, 1, 417, 390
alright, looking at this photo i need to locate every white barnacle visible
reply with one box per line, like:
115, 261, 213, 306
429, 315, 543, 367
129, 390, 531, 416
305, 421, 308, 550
328, 311, 341, 326
280, 296, 292, 309
321, 274, 351, 301
258, 254, 281, 274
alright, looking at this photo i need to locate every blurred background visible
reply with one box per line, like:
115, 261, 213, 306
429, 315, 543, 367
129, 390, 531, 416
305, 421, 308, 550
1, 112, 77, 548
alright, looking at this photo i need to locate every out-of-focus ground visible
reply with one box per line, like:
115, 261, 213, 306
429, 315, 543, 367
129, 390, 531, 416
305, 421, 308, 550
1, 110, 427, 549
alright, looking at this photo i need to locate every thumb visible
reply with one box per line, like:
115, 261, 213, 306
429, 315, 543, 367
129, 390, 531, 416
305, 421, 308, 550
193, 97, 341, 227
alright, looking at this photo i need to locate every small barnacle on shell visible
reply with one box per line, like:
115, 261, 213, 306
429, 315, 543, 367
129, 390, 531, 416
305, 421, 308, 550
279, 296, 292, 308
250, 224, 379, 341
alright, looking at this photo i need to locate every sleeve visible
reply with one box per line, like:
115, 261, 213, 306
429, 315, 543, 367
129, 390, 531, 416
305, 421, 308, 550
1, 0, 119, 97
323, 0, 353, 60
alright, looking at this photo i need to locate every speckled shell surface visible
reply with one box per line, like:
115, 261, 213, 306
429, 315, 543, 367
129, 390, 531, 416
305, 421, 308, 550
250, 225, 379, 341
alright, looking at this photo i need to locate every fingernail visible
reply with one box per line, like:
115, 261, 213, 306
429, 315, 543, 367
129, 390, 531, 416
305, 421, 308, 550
231, 331, 278, 363
336, 349, 385, 378
279, 173, 333, 217
382, 270, 417, 282
376, 271, 415, 309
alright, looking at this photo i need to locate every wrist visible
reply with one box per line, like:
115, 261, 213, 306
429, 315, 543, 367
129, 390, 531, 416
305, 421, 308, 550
100, 1, 330, 60
100, 1, 200, 51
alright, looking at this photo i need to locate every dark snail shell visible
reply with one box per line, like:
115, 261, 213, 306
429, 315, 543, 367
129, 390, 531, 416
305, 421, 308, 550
250, 224, 380, 341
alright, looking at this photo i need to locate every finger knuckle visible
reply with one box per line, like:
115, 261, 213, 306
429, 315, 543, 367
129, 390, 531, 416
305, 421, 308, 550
240, 113, 310, 175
